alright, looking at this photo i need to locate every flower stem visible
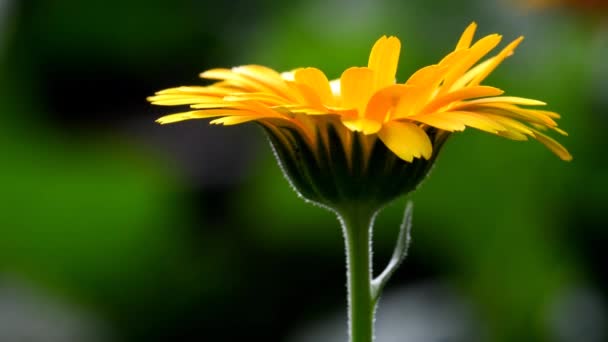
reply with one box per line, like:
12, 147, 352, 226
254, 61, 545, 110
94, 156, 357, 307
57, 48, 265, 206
339, 206, 376, 342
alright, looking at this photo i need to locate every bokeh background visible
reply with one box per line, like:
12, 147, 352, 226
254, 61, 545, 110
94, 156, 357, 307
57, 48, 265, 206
1, 0, 606, 341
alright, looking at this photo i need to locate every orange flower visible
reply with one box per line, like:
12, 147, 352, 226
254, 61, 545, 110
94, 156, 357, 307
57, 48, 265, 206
149, 22, 571, 164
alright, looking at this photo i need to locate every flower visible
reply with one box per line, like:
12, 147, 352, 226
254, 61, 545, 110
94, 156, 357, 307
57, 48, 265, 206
148, 22, 571, 207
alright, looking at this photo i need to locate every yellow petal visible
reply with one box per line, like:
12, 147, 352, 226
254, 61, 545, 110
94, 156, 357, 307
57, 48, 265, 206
552, 126, 568, 136
405, 64, 447, 87
156, 109, 249, 124
234, 65, 297, 100
484, 114, 534, 135
147, 95, 224, 106
331, 107, 358, 120
458, 96, 546, 107
368, 36, 401, 90
401, 66, 451, 116
449, 58, 494, 90
155, 111, 200, 124
468, 36, 524, 87
533, 109, 560, 119
497, 130, 529, 141
529, 123, 568, 137
285, 81, 324, 108
340, 67, 375, 115
199, 68, 256, 82
277, 105, 328, 115
294, 67, 335, 106
391, 86, 428, 119
154, 86, 233, 96
378, 121, 432, 162
439, 34, 503, 95
460, 103, 558, 127
224, 92, 289, 105
421, 86, 504, 114
200, 67, 288, 98
200, 68, 263, 90
191, 103, 282, 118
455, 22, 477, 51
443, 111, 507, 133
438, 49, 470, 68
531, 129, 573, 161
408, 112, 466, 132
341, 117, 383, 135
189, 102, 242, 109
210, 116, 265, 125
233, 100, 284, 118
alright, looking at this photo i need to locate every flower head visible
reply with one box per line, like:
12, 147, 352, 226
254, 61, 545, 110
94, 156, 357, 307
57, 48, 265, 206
148, 23, 571, 207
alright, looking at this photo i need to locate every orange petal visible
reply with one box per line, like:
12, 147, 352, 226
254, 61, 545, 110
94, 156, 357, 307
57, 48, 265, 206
340, 67, 375, 115
468, 36, 524, 87
421, 86, 504, 114
294, 67, 335, 106
368, 36, 401, 90
391, 86, 428, 119
378, 121, 432, 162
401, 65, 451, 116
405, 64, 447, 87
364, 84, 411, 124
408, 112, 466, 132
439, 34, 503, 95
455, 22, 477, 51
449, 58, 494, 91
286, 80, 324, 108
438, 49, 470, 68
341, 117, 383, 135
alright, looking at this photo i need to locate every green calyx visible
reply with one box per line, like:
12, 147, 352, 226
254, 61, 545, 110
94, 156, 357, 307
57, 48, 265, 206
263, 122, 449, 211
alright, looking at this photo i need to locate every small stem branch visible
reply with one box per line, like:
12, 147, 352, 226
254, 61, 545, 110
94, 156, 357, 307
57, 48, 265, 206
371, 201, 413, 302
338, 206, 376, 342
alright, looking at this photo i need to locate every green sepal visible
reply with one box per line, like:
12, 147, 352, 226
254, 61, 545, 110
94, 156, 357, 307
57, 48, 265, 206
262, 123, 450, 210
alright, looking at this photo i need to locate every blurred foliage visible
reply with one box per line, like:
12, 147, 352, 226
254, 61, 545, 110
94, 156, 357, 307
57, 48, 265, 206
1, 0, 606, 341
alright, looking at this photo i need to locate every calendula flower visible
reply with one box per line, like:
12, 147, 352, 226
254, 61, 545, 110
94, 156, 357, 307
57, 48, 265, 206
148, 23, 572, 342
148, 22, 570, 208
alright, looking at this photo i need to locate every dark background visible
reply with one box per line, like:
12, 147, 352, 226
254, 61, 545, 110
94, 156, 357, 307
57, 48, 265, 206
0, 0, 606, 341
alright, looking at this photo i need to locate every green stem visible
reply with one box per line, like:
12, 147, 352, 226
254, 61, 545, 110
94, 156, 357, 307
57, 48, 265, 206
338, 206, 376, 342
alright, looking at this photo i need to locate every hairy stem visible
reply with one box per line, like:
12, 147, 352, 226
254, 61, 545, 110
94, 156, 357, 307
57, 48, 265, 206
338, 206, 376, 342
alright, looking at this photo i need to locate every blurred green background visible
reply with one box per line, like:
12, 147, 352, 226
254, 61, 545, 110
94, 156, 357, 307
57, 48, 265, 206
0, 0, 606, 341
